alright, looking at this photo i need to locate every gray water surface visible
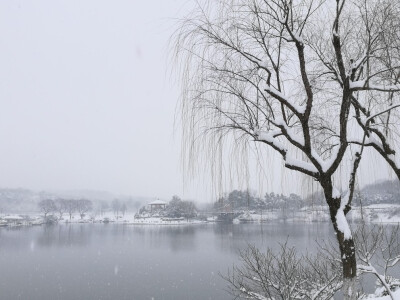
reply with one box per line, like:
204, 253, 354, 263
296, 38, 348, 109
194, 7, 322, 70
0, 223, 334, 300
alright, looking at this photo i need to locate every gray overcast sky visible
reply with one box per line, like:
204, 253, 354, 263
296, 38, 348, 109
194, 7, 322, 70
0, 0, 394, 202
0, 0, 202, 200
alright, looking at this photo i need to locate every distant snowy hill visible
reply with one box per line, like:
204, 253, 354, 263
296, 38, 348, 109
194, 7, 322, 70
0, 188, 150, 213
0, 188, 41, 212
304, 180, 400, 208
356, 180, 400, 206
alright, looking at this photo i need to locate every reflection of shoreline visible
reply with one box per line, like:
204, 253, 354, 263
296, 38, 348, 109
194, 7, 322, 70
130, 224, 199, 252
36, 224, 93, 248
212, 222, 335, 254
3, 205, 400, 233
4, 223, 203, 252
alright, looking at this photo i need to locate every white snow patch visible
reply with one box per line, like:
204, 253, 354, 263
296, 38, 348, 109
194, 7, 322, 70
332, 187, 341, 199
350, 80, 400, 92
257, 130, 287, 152
370, 289, 400, 300
285, 156, 319, 174
349, 80, 366, 89
336, 209, 352, 240
309, 148, 339, 173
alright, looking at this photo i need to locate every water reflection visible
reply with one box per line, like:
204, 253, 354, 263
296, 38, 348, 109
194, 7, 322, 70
36, 224, 92, 247
131, 225, 197, 252
0, 222, 337, 300
212, 222, 333, 253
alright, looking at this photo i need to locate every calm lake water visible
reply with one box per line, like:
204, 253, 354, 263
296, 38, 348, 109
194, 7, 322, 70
0, 222, 336, 300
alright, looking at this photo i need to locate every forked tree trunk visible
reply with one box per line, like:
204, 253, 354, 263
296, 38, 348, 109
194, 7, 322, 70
321, 176, 358, 300
336, 225, 358, 300
326, 196, 358, 300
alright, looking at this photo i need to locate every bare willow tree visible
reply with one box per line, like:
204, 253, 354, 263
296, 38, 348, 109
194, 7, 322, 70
174, 0, 400, 299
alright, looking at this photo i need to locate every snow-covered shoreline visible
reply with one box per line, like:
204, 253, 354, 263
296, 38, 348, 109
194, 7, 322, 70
1, 203, 400, 228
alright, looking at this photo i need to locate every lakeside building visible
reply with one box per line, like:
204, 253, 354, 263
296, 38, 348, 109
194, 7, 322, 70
147, 200, 167, 213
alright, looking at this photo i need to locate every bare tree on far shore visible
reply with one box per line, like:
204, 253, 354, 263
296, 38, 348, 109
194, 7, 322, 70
112, 199, 120, 218
38, 199, 56, 218
76, 199, 92, 219
55, 199, 67, 220
121, 203, 127, 217
65, 199, 77, 220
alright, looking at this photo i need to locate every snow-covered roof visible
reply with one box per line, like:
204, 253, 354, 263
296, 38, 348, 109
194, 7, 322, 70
148, 200, 167, 205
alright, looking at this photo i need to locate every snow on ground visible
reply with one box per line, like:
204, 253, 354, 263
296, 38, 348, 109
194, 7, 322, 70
233, 204, 400, 224
2, 203, 400, 227
365, 204, 400, 209
60, 211, 207, 226
349, 204, 400, 224
366, 289, 400, 300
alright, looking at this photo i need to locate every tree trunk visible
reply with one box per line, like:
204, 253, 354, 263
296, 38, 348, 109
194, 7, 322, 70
326, 199, 358, 300
321, 178, 358, 300
336, 229, 358, 300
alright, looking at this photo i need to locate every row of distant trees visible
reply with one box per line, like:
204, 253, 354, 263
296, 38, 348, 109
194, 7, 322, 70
214, 190, 304, 212
38, 199, 92, 220
111, 199, 127, 218
216, 184, 400, 214
38, 198, 135, 220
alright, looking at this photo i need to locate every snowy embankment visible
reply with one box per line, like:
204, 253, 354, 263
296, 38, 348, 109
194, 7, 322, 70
2, 203, 400, 227
127, 217, 206, 225
0, 211, 209, 227
232, 204, 400, 224
367, 289, 400, 300
348, 204, 400, 224
62, 212, 207, 225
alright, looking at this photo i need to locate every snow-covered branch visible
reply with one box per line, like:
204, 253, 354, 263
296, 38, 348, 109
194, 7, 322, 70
264, 86, 305, 115
285, 156, 319, 178
350, 80, 400, 92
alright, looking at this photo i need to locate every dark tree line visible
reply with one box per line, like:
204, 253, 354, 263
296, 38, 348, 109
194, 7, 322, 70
214, 190, 303, 212
164, 195, 197, 219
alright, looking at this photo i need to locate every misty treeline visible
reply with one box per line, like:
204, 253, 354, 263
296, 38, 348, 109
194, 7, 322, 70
214, 179, 400, 213
358, 180, 400, 205
37, 198, 141, 220
306, 180, 400, 207
214, 190, 303, 212
111, 199, 128, 218
0, 188, 145, 215
38, 199, 93, 220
